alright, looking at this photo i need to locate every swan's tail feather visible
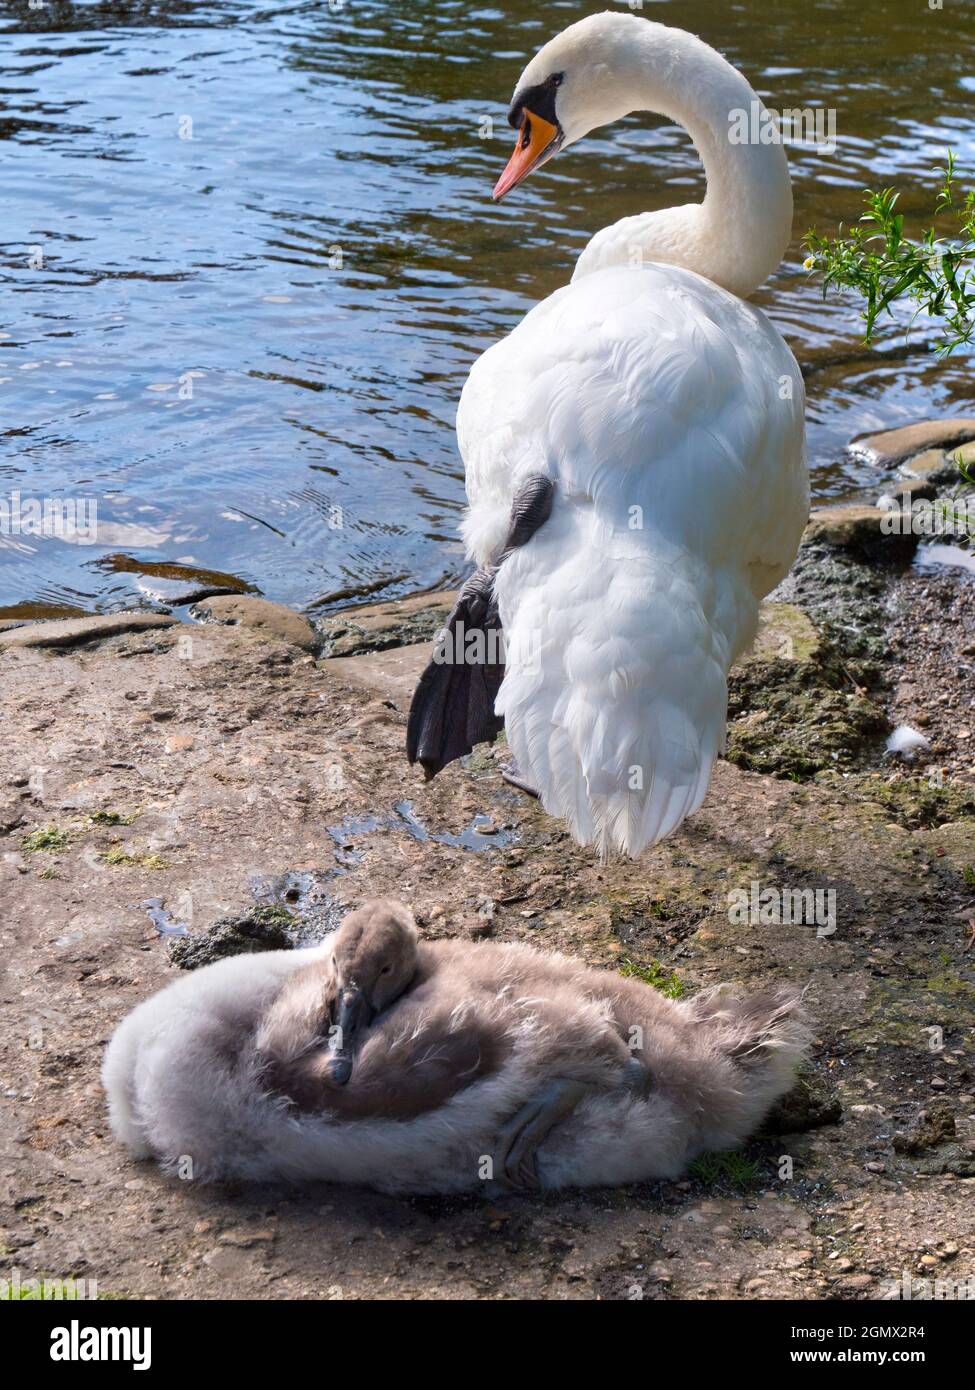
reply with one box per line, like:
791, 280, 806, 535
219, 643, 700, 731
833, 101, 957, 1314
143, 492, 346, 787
495, 509, 733, 859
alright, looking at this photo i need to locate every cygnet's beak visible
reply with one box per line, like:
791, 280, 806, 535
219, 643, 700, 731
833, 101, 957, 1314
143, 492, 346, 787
324, 985, 370, 1086
493, 110, 562, 201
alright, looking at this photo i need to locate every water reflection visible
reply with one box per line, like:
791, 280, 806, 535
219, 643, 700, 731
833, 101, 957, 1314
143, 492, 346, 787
2, 0, 973, 615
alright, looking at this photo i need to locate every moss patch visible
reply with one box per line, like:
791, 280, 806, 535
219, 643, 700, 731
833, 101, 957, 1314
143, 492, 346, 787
88, 809, 137, 826
100, 846, 170, 869
22, 826, 69, 853
689, 1149, 761, 1188
727, 654, 887, 779
617, 958, 685, 998
833, 774, 975, 830
168, 905, 294, 970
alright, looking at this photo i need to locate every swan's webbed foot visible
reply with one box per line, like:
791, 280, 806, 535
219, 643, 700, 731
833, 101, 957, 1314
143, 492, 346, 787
406, 473, 555, 780
501, 762, 540, 799
496, 1078, 592, 1192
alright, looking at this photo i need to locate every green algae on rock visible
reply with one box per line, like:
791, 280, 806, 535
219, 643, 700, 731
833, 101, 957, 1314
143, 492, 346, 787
316, 591, 457, 658
727, 655, 887, 779
829, 773, 975, 830
168, 905, 294, 970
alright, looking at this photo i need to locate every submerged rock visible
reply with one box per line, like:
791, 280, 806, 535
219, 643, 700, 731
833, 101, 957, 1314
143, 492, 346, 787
168, 906, 294, 970
851, 417, 975, 468
898, 448, 965, 487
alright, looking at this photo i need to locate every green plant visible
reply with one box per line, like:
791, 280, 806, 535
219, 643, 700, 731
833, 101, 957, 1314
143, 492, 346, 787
22, 826, 69, 853
618, 958, 684, 998
804, 153, 975, 355
88, 809, 136, 826
689, 1149, 761, 1188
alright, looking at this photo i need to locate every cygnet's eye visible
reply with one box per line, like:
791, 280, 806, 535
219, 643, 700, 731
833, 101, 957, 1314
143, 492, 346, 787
380, 964, 392, 976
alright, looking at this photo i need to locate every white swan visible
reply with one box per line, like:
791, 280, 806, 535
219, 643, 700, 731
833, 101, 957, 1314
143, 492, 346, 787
408, 12, 808, 858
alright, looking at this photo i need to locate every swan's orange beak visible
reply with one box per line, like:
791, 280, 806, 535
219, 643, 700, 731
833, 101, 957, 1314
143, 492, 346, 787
493, 111, 561, 201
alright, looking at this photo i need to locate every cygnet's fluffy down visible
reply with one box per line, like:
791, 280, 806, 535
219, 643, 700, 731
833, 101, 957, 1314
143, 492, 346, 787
103, 922, 808, 1195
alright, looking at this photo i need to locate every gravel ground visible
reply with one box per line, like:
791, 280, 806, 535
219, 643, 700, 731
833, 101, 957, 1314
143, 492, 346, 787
0, 556, 973, 1300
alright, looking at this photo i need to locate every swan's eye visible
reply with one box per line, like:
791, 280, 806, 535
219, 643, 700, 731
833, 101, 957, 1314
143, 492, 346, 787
380, 964, 392, 976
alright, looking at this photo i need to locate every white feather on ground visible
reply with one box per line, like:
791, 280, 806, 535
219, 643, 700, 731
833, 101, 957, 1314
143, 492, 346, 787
886, 723, 931, 758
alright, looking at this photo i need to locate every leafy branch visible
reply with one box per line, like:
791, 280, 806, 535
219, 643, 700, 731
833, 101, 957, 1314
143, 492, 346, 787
803, 152, 975, 355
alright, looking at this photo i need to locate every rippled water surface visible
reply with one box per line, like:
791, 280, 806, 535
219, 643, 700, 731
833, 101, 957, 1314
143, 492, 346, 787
2, 0, 974, 616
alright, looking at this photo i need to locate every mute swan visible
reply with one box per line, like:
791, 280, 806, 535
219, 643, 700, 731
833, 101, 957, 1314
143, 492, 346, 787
103, 903, 808, 1193
408, 12, 808, 859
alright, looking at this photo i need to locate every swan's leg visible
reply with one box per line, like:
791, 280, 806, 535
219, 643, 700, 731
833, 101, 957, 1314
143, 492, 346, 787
501, 762, 540, 799
496, 1058, 647, 1191
407, 473, 555, 779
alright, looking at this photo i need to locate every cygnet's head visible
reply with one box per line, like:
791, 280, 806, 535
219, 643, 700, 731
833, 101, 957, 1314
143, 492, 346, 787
324, 899, 419, 1085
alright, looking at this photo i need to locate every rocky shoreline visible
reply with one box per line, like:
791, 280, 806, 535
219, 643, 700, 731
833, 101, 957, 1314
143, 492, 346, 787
1, 418, 974, 1300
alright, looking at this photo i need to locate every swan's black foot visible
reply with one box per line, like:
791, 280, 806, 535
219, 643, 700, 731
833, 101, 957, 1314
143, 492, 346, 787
496, 1078, 591, 1191
406, 474, 555, 780
501, 762, 540, 799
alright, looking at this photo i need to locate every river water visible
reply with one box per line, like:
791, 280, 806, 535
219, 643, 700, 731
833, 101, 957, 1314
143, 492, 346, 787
2, 0, 974, 617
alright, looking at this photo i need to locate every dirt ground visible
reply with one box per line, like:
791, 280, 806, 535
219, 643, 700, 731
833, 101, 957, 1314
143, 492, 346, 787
1, 560, 974, 1300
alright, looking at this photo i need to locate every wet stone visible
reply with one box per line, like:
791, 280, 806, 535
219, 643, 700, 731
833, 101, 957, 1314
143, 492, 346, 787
893, 1101, 957, 1155
168, 906, 294, 970
762, 1070, 843, 1134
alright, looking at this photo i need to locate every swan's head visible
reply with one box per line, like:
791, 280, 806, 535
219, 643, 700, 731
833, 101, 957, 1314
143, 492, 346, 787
323, 899, 419, 1085
493, 11, 656, 200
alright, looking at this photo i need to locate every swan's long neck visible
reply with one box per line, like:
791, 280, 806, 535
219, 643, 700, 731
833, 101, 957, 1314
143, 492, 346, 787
569, 23, 793, 298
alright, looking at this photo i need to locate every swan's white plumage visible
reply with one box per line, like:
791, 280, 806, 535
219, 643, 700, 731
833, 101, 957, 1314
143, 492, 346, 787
455, 13, 808, 858
460, 264, 806, 857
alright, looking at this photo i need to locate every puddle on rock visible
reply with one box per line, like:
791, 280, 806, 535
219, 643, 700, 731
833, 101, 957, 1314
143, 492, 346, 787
328, 801, 518, 854
249, 869, 345, 946
141, 897, 190, 937
914, 543, 975, 577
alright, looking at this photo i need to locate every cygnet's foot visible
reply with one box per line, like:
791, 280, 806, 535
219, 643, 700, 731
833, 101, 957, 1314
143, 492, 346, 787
501, 762, 540, 799
622, 1054, 652, 1097
496, 1078, 591, 1192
